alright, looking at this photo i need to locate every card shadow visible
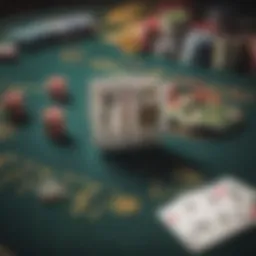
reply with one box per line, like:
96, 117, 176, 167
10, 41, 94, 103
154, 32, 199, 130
192, 121, 246, 141
102, 144, 204, 183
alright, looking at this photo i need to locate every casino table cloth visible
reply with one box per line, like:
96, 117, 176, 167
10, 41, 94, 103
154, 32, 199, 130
0, 7, 256, 256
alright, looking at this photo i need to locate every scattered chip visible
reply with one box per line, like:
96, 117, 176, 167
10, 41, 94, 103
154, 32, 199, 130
104, 21, 144, 53
42, 106, 66, 139
105, 3, 146, 26
1, 89, 27, 122
36, 178, 67, 204
70, 183, 102, 217
2, 89, 24, 111
110, 195, 141, 216
59, 48, 84, 62
0, 42, 18, 60
46, 75, 68, 101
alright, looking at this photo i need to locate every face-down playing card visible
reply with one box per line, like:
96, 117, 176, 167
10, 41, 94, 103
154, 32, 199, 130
157, 176, 256, 253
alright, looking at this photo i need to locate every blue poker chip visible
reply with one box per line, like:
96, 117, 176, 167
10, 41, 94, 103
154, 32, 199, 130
180, 30, 213, 66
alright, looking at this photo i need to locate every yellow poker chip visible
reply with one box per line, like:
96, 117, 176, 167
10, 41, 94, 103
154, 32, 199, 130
105, 3, 146, 26
105, 21, 143, 53
110, 195, 141, 216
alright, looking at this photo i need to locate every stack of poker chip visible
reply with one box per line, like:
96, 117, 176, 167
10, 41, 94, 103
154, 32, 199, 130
211, 35, 249, 72
45, 75, 69, 102
180, 26, 214, 67
42, 106, 66, 139
153, 6, 190, 58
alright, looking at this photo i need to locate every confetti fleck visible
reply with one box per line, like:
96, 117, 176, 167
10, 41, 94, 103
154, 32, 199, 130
70, 182, 102, 217
90, 59, 119, 70
148, 182, 166, 199
110, 195, 141, 216
173, 167, 204, 186
59, 49, 84, 63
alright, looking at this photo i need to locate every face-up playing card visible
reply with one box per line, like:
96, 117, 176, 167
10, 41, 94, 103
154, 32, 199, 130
89, 76, 163, 149
157, 176, 256, 253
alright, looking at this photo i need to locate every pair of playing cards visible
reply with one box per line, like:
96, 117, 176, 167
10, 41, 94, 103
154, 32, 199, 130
90, 76, 163, 150
157, 176, 256, 253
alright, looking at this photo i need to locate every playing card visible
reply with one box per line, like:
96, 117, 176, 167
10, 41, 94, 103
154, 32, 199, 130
89, 76, 163, 149
211, 176, 256, 224
157, 177, 256, 253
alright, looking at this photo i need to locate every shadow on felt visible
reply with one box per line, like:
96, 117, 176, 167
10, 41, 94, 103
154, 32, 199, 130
192, 121, 246, 141
102, 144, 204, 184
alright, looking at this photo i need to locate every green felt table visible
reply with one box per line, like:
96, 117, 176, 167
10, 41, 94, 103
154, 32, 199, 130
0, 8, 256, 256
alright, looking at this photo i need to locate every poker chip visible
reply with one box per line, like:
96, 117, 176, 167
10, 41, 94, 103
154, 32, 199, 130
211, 36, 230, 70
180, 29, 213, 66
110, 195, 141, 216
46, 75, 68, 101
42, 106, 66, 138
105, 3, 146, 25
43, 106, 65, 126
1, 90, 26, 122
0, 42, 18, 60
37, 178, 67, 204
141, 16, 160, 52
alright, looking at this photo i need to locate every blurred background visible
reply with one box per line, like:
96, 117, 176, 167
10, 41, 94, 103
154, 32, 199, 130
0, 0, 255, 20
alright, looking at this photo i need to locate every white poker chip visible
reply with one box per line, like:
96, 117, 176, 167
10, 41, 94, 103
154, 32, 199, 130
37, 179, 67, 203
0, 42, 18, 58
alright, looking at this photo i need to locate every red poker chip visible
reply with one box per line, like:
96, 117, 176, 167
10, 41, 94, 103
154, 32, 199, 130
2, 89, 24, 111
43, 107, 65, 127
46, 75, 68, 100
140, 16, 160, 52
